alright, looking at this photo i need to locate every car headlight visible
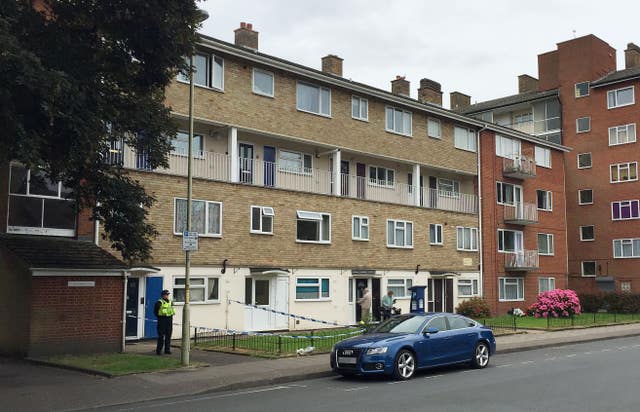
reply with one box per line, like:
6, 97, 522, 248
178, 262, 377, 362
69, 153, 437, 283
366, 347, 388, 355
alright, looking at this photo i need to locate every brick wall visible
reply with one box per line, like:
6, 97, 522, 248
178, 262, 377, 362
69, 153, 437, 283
75, 207, 95, 241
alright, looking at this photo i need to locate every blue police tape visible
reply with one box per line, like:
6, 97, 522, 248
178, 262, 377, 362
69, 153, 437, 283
227, 299, 353, 328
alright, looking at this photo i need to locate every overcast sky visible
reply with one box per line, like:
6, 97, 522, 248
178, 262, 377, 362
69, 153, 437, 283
199, 0, 640, 109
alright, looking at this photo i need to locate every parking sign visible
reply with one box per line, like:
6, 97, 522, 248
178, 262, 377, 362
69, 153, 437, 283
182, 231, 199, 251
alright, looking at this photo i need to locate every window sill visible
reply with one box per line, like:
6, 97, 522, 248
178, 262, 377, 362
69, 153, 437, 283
454, 147, 477, 153
608, 102, 635, 110
385, 129, 412, 138
174, 232, 222, 238
352, 238, 370, 242
539, 253, 555, 257
252, 90, 275, 98
294, 298, 332, 302
296, 108, 331, 118
580, 239, 595, 242
613, 256, 640, 259
609, 141, 637, 147
581, 275, 596, 278
430, 243, 443, 246
176, 78, 224, 93
296, 240, 331, 245
386, 245, 414, 249
7, 226, 76, 237
610, 179, 638, 184
458, 249, 479, 253
537, 208, 553, 212
578, 203, 594, 206
250, 231, 274, 235
428, 135, 441, 140
352, 116, 369, 123
498, 299, 525, 302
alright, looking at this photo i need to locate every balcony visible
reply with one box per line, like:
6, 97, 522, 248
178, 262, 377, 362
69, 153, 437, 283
504, 202, 538, 225
504, 250, 539, 272
503, 155, 536, 179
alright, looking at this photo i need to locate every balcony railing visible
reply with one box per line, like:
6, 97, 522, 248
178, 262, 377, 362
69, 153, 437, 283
504, 250, 539, 271
504, 202, 538, 225
503, 155, 536, 179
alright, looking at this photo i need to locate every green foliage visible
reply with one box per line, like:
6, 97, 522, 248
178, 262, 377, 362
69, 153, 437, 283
456, 297, 491, 318
579, 293, 640, 314
49, 353, 185, 376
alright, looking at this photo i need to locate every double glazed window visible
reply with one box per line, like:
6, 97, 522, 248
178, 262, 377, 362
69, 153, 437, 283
173, 276, 219, 303
279, 150, 312, 175
537, 190, 553, 211
533, 100, 561, 133
607, 86, 634, 109
610, 162, 638, 183
438, 178, 460, 197
496, 181, 519, 205
250, 206, 274, 234
457, 227, 478, 251
538, 233, 554, 256
612, 200, 640, 221
253, 68, 275, 97
387, 278, 413, 298
352, 215, 369, 241
296, 211, 330, 243
369, 166, 395, 187
495, 135, 521, 159
582, 261, 596, 277
575, 82, 590, 98
498, 229, 523, 253
458, 279, 479, 297
576, 117, 591, 133
535, 146, 551, 168
297, 81, 331, 116
429, 223, 443, 245
499, 278, 524, 301
539, 277, 556, 293
578, 189, 593, 205
387, 219, 413, 248
428, 118, 441, 138
613, 238, 640, 258
352, 96, 368, 121
177, 53, 224, 90
454, 126, 477, 152
171, 131, 204, 156
174, 198, 222, 236
609, 124, 636, 146
385, 106, 412, 136
577, 153, 592, 169
580, 225, 595, 241
296, 278, 330, 300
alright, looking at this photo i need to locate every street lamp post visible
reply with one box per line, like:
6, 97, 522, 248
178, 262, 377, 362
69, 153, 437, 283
181, 8, 210, 367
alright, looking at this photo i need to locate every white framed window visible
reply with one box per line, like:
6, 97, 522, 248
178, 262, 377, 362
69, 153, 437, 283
499, 278, 524, 301
581, 261, 596, 277
429, 223, 443, 245
457, 227, 478, 251
278, 150, 312, 175
174, 198, 222, 237
438, 178, 460, 198
387, 219, 413, 248
173, 276, 219, 303
252, 68, 274, 97
578, 189, 593, 205
496, 181, 520, 206
575, 81, 590, 98
613, 238, 640, 259
387, 278, 413, 298
177, 53, 224, 90
608, 124, 636, 146
514, 112, 532, 124
607, 86, 634, 109
495, 135, 521, 159
576, 117, 591, 133
498, 229, 524, 253
171, 131, 204, 157
533, 99, 561, 133
351, 96, 368, 121
538, 233, 554, 256
369, 166, 395, 187
621, 281, 632, 292
385, 106, 412, 136
610, 161, 638, 183
427, 118, 441, 138
295, 277, 330, 300
352, 215, 369, 241
250, 205, 274, 235
612, 200, 640, 221
535, 146, 552, 168
577, 153, 592, 169
296, 81, 331, 116
454, 126, 477, 152
458, 279, 479, 297
536, 189, 553, 211
296, 210, 331, 244
579, 225, 595, 241
538, 277, 556, 293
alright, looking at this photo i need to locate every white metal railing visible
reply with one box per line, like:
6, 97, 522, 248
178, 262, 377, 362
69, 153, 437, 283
422, 188, 478, 214
503, 155, 536, 178
505, 250, 539, 270
504, 202, 538, 223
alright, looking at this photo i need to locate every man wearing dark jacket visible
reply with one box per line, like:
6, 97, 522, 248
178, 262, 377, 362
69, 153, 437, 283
154, 289, 175, 355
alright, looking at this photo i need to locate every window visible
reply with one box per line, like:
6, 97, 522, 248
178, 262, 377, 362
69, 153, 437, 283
387, 219, 413, 248
174, 198, 222, 237
538, 233, 554, 256
7, 164, 76, 236
457, 227, 479, 251
612, 200, 640, 221
610, 162, 638, 183
577, 153, 592, 169
177, 53, 224, 90
621, 281, 632, 292
438, 178, 460, 197
576, 117, 591, 133
514, 112, 532, 124
279, 150, 312, 175
614, 238, 640, 258
458, 279, 479, 297
581, 261, 596, 277
387, 278, 413, 298
296, 211, 330, 243
171, 131, 204, 156
535, 146, 552, 168
496, 182, 519, 205
575, 81, 590, 98
536, 190, 553, 211
296, 278, 330, 300
607, 86, 634, 109
250, 206, 274, 234
427, 118, 441, 138
538, 277, 556, 293
385, 106, 412, 136
252, 68, 274, 97
454, 126, 477, 152
495, 135, 521, 159
351, 96, 368, 121
533, 100, 561, 133
429, 224, 443, 245
352, 215, 369, 241
369, 166, 395, 187
579, 189, 593, 205
498, 229, 523, 253
297, 81, 330, 116
609, 124, 636, 146
580, 225, 595, 241
499, 278, 524, 301
173, 276, 219, 303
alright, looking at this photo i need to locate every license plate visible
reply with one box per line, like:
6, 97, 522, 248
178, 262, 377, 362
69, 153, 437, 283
338, 357, 357, 364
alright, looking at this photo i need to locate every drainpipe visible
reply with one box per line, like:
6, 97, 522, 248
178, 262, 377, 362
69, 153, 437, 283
93, 202, 101, 246
121, 271, 128, 353
476, 125, 488, 299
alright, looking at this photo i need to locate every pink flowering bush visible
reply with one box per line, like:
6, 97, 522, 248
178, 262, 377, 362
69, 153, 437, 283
529, 289, 581, 318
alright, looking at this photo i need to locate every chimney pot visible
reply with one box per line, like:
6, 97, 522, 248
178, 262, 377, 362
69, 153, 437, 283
240, 22, 246, 28
247, 23, 253, 30
450, 91, 471, 112
321, 54, 343, 77
391, 76, 410, 97
234, 22, 259, 50
418, 78, 443, 106
625, 42, 640, 69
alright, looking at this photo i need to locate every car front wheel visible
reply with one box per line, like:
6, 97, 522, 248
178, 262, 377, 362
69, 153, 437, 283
393, 349, 416, 380
471, 342, 490, 369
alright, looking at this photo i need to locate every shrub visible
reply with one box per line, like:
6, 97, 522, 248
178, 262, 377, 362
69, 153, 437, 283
530, 289, 581, 318
578, 294, 604, 313
456, 297, 491, 319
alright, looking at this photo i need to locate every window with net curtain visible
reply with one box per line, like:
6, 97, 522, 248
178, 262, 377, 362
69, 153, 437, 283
296, 278, 330, 300
174, 199, 221, 236
387, 278, 412, 297
173, 277, 218, 303
499, 278, 523, 301
297, 82, 330, 115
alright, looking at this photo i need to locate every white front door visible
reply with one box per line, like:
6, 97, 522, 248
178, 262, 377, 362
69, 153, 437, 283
244, 276, 289, 331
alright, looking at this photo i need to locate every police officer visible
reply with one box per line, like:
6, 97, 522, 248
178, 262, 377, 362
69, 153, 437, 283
154, 289, 176, 355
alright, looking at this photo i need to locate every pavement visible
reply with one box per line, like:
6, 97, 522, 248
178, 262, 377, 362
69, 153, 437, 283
3, 323, 640, 412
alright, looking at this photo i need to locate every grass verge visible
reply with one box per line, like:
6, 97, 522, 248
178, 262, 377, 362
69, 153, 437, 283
46, 353, 193, 376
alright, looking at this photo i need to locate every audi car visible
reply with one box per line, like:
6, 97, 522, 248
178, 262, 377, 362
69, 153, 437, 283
331, 313, 496, 380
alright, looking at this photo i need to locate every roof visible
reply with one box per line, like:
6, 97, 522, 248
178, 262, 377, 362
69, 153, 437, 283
462, 89, 559, 114
591, 67, 640, 88
0, 235, 127, 270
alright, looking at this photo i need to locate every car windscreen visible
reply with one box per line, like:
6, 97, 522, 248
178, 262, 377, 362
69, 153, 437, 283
372, 315, 426, 334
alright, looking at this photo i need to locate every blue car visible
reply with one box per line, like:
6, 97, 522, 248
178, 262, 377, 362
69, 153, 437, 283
331, 313, 496, 380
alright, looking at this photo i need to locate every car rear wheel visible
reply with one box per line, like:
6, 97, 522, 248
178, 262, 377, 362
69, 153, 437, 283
393, 349, 416, 380
471, 342, 490, 369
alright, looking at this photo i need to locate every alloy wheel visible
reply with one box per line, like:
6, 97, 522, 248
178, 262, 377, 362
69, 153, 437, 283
475, 343, 489, 368
396, 351, 415, 379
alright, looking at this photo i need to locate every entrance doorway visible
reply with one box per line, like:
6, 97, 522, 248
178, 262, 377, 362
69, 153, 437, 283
244, 275, 289, 331
428, 278, 454, 313
352, 277, 381, 322
239, 143, 254, 184
340, 160, 350, 196
125, 277, 139, 339
125, 275, 163, 340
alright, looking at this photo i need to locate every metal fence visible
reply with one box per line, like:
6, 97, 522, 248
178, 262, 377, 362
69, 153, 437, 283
478, 312, 640, 334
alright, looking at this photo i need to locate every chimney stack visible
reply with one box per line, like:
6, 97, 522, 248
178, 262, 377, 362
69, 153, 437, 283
518, 74, 539, 93
391, 76, 410, 97
450, 91, 471, 112
234, 22, 259, 50
321, 54, 343, 77
625, 43, 640, 69
418, 78, 443, 106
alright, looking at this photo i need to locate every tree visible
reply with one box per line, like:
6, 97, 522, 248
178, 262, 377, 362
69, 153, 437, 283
0, 0, 203, 261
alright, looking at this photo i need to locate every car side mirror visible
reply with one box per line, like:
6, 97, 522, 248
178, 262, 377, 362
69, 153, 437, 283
424, 327, 439, 335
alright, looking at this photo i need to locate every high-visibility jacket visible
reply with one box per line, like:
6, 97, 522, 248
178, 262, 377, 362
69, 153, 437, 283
158, 299, 176, 317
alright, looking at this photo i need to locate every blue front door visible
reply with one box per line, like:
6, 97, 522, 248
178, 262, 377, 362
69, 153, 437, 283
144, 277, 163, 338
264, 146, 275, 187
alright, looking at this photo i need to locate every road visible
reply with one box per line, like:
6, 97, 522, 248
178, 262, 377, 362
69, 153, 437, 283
95, 336, 640, 412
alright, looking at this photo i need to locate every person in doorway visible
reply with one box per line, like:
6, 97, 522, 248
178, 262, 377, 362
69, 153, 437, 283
154, 289, 176, 355
381, 290, 395, 320
356, 288, 372, 324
